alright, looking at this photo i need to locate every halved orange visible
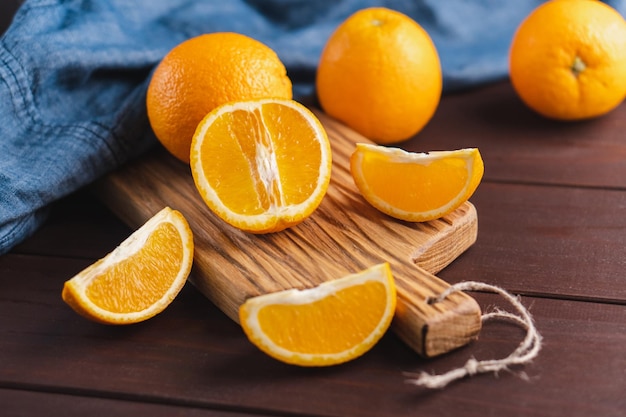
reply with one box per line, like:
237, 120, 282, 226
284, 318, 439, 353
239, 263, 396, 366
350, 143, 484, 222
62, 207, 194, 324
190, 98, 332, 233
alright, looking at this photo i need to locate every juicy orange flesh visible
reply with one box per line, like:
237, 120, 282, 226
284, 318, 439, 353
85, 223, 183, 313
197, 103, 323, 215
257, 281, 387, 354
360, 152, 469, 211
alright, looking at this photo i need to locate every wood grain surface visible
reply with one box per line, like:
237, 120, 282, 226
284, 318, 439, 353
92, 110, 482, 357
3, 81, 626, 417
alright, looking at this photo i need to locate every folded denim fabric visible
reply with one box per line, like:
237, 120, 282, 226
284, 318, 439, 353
1, 0, 624, 254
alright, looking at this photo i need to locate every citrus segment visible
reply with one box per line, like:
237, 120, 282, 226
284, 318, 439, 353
62, 207, 194, 324
239, 263, 397, 366
350, 144, 483, 222
316, 7, 441, 144
147, 32, 292, 163
509, 0, 626, 120
190, 98, 332, 234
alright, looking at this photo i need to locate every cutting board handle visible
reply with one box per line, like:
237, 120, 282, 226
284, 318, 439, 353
393, 266, 481, 357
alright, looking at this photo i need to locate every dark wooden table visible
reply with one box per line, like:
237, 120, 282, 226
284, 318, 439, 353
2, 4, 625, 417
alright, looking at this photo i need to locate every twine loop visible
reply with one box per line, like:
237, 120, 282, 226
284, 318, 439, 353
405, 281, 543, 389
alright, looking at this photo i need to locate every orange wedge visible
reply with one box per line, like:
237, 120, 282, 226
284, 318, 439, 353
62, 207, 194, 324
350, 143, 484, 222
190, 98, 332, 233
239, 263, 396, 366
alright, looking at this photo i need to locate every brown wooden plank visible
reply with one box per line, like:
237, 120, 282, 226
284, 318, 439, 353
1, 388, 261, 417
406, 82, 626, 189
92, 110, 483, 357
1, 249, 624, 417
23, 177, 626, 304
11, 190, 132, 259
440, 181, 626, 303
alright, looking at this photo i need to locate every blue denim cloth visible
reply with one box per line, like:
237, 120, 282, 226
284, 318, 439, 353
1, 0, 625, 254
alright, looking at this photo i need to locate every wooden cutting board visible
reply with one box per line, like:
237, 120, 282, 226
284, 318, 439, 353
93, 109, 482, 358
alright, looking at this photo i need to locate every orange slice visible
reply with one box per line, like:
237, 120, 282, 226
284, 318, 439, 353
350, 143, 484, 222
190, 98, 332, 233
239, 263, 396, 366
62, 207, 194, 324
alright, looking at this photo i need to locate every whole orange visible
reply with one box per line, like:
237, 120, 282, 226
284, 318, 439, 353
509, 0, 626, 120
147, 33, 292, 163
316, 7, 442, 144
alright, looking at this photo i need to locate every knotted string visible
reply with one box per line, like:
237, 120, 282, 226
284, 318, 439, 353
405, 281, 543, 389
